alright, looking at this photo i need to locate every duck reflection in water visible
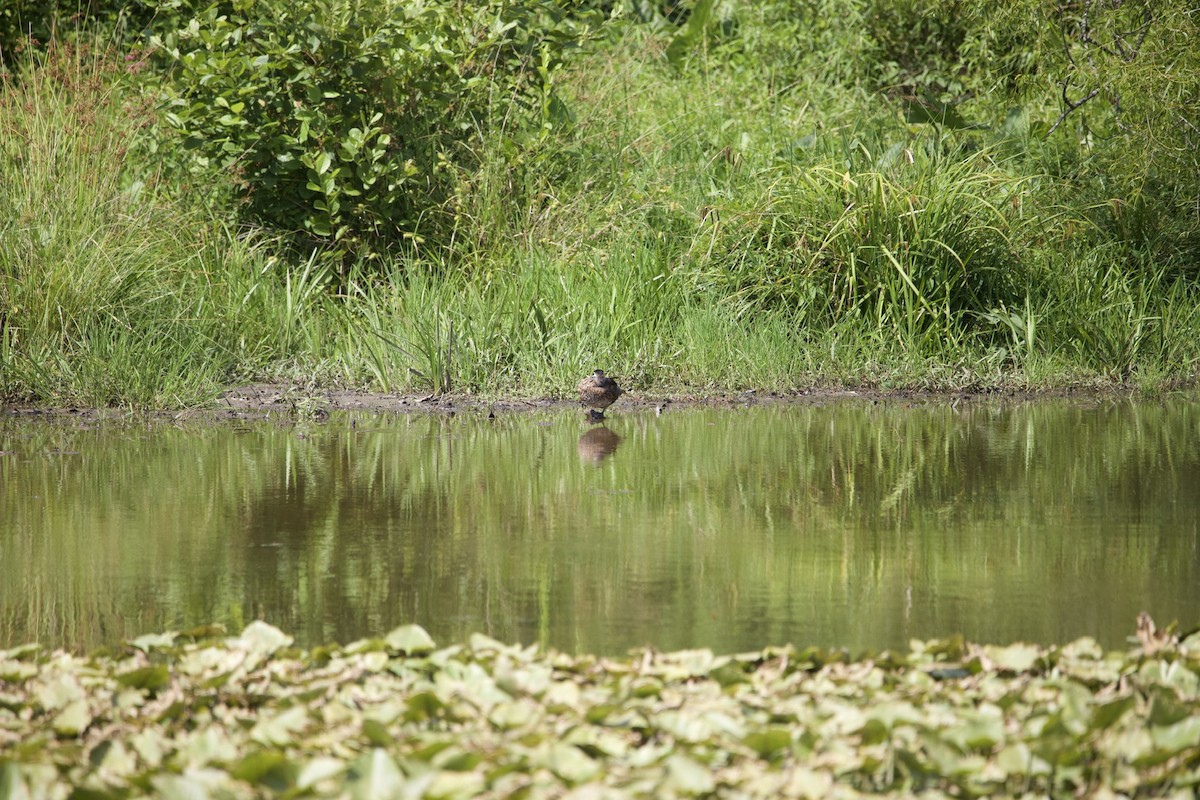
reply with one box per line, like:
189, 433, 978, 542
578, 426, 621, 464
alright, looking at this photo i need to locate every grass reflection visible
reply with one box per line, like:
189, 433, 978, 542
1, 398, 1197, 654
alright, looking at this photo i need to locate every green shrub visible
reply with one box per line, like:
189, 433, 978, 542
152, 0, 600, 269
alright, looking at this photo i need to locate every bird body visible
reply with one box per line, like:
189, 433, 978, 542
577, 369, 624, 414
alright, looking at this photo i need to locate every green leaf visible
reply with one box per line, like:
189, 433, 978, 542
0, 762, 31, 800
744, 727, 792, 759
984, 642, 1041, 673
251, 705, 309, 746
129, 632, 178, 652
234, 621, 293, 656
297, 756, 346, 790
666, 0, 715, 68
232, 750, 298, 790
116, 665, 171, 692
51, 699, 92, 736
663, 753, 715, 795
1090, 695, 1136, 731
543, 743, 599, 785
348, 749, 406, 800
1151, 715, 1200, 756
386, 624, 436, 655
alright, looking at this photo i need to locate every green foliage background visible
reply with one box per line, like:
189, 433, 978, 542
1, 0, 1198, 405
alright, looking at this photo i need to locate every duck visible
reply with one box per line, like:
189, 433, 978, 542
577, 369, 624, 419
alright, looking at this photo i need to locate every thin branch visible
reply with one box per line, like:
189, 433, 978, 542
1049, 83, 1101, 135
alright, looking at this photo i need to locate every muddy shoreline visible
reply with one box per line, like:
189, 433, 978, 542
3, 380, 1157, 422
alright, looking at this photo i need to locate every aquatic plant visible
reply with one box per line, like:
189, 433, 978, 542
1, 620, 1198, 797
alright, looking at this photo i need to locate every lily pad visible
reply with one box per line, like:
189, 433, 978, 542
347, 749, 406, 800
386, 625, 436, 656
234, 621, 294, 656
51, 699, 92, 737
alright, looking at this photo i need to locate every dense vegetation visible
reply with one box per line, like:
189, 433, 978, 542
3, 620, 1200, 797
1, 0, 1198, 406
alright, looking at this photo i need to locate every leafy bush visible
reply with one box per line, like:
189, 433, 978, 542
152, 0, 600, 268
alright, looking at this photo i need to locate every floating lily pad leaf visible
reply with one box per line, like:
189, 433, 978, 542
495, 662, 552, 697
631, 680, 662, 699
386, 625, 436, 656
129, 728, 166, 768
232, 749, 298, 791
404, 691, 446, 722
0, 762, 30, 800
1059, 636, 1103, 661
181, 624, 226, 641
1090, 694, 1136, 731
345, 638, 388, 655
1140, 659, 1200, 696
297, 756, 346, 790
37, 674, 83, 712
362, 718, 394, 747
52, 699, 92, 736
710, 660, 750, 686
0, 661, 38, 682
426, 769, 486, 799
984, 643, 1041, 673
653, 710, 714, 743
543, 679, 582, 713
348, 749, 406, 800
181, 725, 239, 766
250, 705, 309, 747
667, 649, 716, 678
116, 664, 170, 692
434, 748, 483, 772
942, 707, 1004, 750
1151, 715, 1200, 757
662, 753, 715, 795
468, 633, 507, 654
780, 766, 833, 798
543, 743, 599, 785
234, 621, 293, 656
1148, 691, 1193, 727
744, 727, 792, 760
89, 739, 136, 777
151, 768, 237, 800
489, 699, 537, 730
129, 632, 178, 652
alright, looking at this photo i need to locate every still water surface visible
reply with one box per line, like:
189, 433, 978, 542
2, 398, 1198, 655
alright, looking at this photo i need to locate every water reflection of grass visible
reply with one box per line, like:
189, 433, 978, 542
1, 399, 1197, 653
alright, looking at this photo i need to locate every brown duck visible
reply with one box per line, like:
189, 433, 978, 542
577, 369, 624, 418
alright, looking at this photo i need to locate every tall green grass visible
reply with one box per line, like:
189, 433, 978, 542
1, 13, 1198, 408
0, 43, 345, 406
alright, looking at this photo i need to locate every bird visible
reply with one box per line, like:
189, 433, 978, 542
577, 369, 624, 419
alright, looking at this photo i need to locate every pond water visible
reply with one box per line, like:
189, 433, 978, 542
2, 398, 1198, 656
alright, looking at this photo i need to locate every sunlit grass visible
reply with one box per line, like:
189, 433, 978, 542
1, 15, 1198, 407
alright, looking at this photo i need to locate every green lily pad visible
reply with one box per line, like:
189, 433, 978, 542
662, 753, 715, 795
744, 727, 792, 759
251, 705, 310, 747
297, 756, 346, 790
128, 632, 178, 653
543, 743, 599, 785
116, 664, 171, 692
347, 749, 406, 800
51, 699, 92, 737
984, 642, 1042, 673
232, 749, 298, 790
234, 621, 293, 656
0, 762, 30, 800
386, 625, 436, 656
